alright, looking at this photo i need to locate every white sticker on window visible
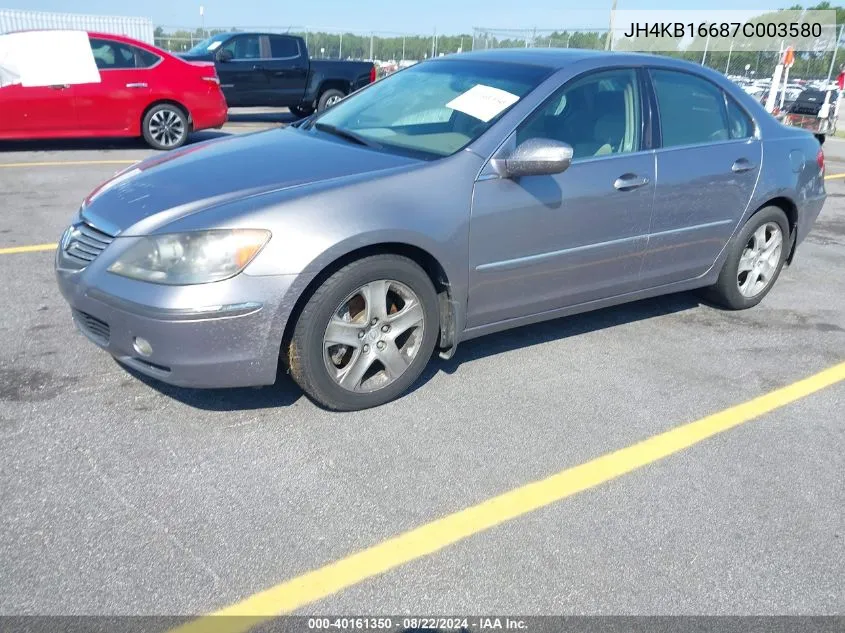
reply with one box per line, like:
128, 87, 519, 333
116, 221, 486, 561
446, 84, 520, 122
207, 41, 222, 51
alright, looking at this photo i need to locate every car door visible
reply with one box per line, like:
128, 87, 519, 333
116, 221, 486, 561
215, 34, 266, 106
0, 83, 78, 135
263, 35, 309, 105
467, 68, 656, 328
73, 37, 153, 133
641, 68, 761, 287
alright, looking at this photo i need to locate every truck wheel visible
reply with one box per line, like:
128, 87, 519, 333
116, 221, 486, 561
317, 89, 346, 112
286, 254, 439, 411
142, 104, 189, 150
290, 105, 314, 118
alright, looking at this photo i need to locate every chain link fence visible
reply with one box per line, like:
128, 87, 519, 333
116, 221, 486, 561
472, 26, 845, 84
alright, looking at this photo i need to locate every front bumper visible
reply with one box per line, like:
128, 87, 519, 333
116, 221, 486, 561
56, 258, 298, 389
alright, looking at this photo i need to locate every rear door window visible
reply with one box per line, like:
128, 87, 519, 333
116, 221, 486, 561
89, 38, 160, 69
650, 69, 730, 147
269, 36, 300, 59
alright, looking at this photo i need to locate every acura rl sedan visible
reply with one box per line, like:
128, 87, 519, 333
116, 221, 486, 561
56, 49, 826, 410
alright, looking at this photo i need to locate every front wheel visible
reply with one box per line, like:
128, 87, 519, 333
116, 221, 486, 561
286, 255, 440, 411
704, 206, 789, 310
142, 104, 189, 150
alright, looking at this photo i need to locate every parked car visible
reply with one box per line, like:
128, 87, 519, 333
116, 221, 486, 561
178, 32, 376, 116
56, 49, 826, 410
781, 87, 840, 144
0, 30, 227, 149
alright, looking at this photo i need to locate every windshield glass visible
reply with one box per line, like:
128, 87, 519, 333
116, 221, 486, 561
185, 33, 229, 55
311, 59, 552, 159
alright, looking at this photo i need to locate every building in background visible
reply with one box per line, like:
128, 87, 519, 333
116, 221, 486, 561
0, 9, 154, 44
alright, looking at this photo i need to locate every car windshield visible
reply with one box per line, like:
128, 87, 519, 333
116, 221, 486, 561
310, 59, 553, 159
185, 33, 229, 55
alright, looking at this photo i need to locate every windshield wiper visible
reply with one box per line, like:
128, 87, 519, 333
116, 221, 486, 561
313, 122, 382, 149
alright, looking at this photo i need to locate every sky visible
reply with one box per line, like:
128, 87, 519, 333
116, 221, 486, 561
3, 0, 824, 35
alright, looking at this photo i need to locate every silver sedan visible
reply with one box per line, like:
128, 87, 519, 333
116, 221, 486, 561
56, 49, 826, 410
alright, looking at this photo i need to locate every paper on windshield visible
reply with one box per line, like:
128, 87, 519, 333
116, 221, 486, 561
207, 41, 222, 51
446, 84, 520, 122
0, 30, 100, 88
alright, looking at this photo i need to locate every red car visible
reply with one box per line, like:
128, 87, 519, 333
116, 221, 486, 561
0, 31, 228, 149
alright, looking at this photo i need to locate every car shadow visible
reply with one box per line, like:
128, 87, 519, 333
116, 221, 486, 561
0, 130, 233, 153
407, 291, 705, 395
226, 109, 299, 125
120, 292, 704, 413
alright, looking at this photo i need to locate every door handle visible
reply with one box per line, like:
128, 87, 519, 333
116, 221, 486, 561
731, 159, 756, 173
125, 82, 148, 89
49, 84, 69, 90
252, 64, 266, 71
613, 174, 650, 191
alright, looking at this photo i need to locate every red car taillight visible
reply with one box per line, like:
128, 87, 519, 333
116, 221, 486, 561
202, 75, 220, 85
817, 147, 825, 172
369, 66, 376, 83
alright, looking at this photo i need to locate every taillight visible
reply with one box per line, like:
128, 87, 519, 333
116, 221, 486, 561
817, 147, 825, 172
202, 76, 220, 85
369, 66, 376, 83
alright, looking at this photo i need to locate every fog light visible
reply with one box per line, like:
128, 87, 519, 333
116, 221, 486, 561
133, 336, 153, 357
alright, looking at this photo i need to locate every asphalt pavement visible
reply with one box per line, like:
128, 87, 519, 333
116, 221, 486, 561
0, 112, 843, 623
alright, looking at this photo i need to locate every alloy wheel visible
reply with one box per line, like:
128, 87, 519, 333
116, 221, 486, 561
323, 279, 425, 393
148, 109, 186, 148
737, 221, 783, 298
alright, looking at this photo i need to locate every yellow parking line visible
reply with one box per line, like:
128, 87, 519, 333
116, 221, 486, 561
0, 159, 137, 169
171, 361, 845, 633
824, 171, 845, 180
0, 243, 57, 255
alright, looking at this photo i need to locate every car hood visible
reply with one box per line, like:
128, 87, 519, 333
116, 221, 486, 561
81, 128, 419, 236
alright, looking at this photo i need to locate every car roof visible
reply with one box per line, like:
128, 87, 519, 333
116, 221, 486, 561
444, 47, 707, 71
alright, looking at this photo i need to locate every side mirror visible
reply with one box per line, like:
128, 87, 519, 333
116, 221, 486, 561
492, 138, 573, 178
216, 48, 233, 63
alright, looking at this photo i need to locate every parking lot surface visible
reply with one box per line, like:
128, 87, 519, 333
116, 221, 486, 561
1, 111, 843, 621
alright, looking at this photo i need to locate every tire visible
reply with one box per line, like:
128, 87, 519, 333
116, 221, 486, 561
287, 255, 440, 411
290, 105, 314, 118
317, 88, 346, 113
142, 104, 189, 150
704, 206, 790, 310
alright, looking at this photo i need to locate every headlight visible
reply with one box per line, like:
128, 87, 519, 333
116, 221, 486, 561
107, 229, 270, 285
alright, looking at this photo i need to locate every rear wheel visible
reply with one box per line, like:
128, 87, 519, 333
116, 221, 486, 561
142, 104, 188, 150
317, 88, 346, 113
704, 206, 789, 310
287, 255, 439, 411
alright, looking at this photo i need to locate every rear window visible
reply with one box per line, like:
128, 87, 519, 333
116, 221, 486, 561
651, 69, 730, 147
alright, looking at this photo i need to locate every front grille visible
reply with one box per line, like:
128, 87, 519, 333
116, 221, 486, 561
63, 221, 114, 268
73, 309, 110, 345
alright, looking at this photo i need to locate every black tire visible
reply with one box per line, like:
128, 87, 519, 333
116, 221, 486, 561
290, 105, 314, 118
142, 103, 189, 150
317, 88, 346, 113
287, 255, 439, 411
703, 206, 790, 310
